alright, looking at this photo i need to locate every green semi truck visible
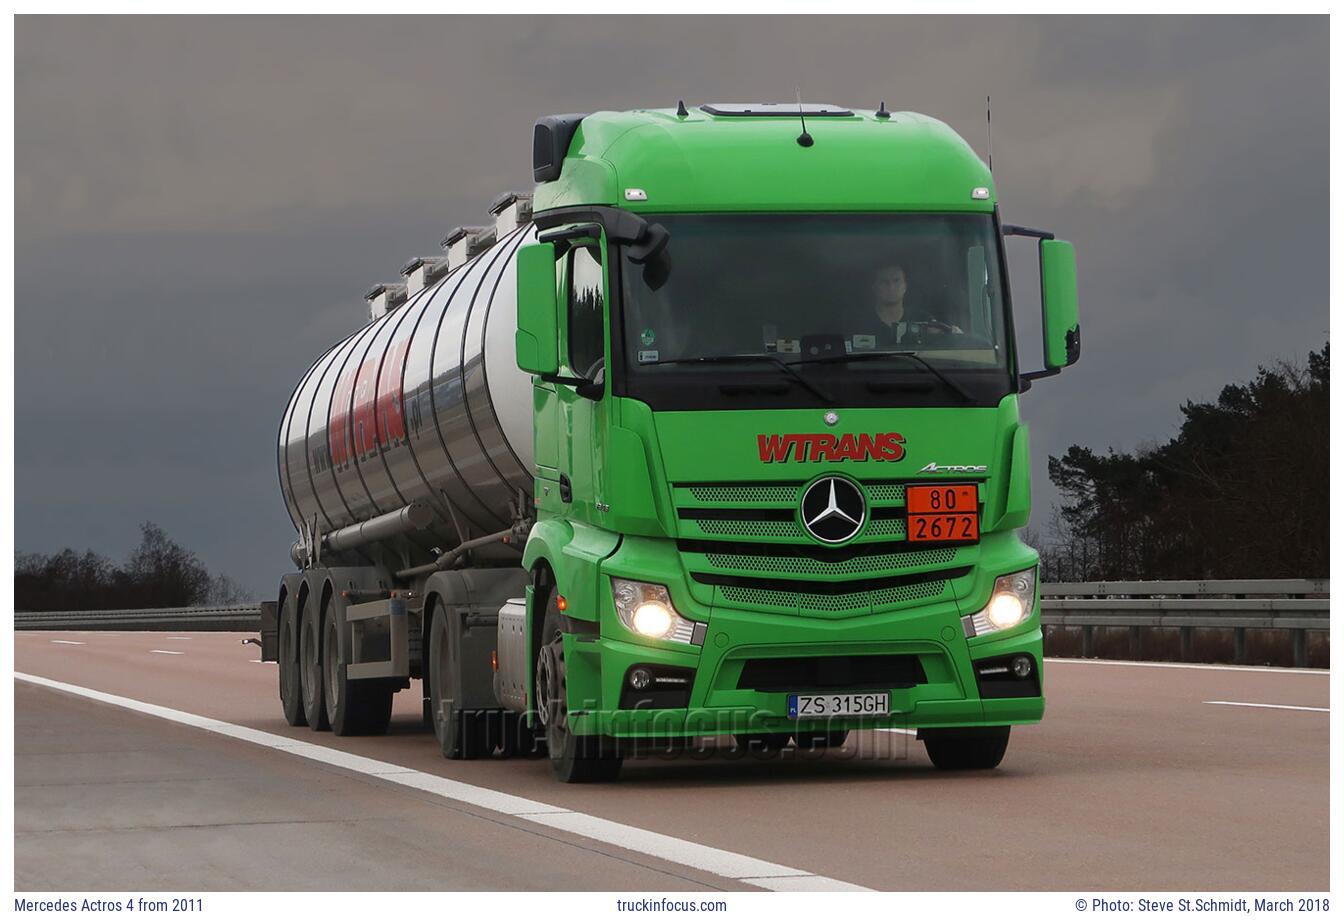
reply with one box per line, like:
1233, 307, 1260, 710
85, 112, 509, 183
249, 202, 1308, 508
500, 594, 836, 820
268, 101, 1080, 782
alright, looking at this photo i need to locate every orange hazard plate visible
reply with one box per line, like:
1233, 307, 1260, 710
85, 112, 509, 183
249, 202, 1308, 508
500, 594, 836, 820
906, 484, 979, 543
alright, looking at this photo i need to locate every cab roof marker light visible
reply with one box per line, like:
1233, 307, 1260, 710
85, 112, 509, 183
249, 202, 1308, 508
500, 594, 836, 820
972, 187, 990, 200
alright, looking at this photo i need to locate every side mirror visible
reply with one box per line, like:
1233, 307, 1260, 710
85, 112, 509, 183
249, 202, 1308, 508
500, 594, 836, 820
515, 242, 560, 376
1004, 224, 1081, 386
1040, 239, 1080, 370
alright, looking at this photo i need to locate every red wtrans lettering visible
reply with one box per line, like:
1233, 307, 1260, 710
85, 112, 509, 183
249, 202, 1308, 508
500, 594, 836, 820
757, 432, 905, 463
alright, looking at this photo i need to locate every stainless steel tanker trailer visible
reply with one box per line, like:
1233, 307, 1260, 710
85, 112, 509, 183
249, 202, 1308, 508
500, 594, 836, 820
271, 192, 541, 756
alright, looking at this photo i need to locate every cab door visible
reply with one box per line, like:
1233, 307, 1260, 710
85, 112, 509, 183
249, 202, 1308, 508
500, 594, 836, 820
556, 240, 607, 523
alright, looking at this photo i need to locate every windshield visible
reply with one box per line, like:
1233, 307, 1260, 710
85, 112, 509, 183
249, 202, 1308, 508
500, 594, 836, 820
616, 213, 1015, 409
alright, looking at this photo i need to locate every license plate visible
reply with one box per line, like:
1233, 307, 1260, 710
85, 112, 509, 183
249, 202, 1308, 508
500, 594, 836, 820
906, 483, 980, 544
788, 692, 890, 719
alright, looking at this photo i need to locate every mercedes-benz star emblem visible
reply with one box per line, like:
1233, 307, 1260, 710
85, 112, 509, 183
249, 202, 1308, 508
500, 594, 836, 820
800, 477, 866, 544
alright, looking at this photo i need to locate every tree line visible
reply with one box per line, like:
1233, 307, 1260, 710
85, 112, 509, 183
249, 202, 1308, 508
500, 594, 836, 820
16, 522, 247, 611
1029, 344, 1328, 582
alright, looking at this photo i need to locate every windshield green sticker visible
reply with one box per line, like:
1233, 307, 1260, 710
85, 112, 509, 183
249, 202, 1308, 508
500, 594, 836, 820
640, 328, 657, 346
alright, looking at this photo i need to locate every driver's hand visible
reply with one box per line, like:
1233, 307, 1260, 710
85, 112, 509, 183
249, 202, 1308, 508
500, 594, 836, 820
925, 320, 963, 335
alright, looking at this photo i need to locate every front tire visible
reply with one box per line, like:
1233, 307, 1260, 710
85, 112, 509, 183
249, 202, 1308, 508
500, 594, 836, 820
535, 590, 621, 783
278, 594, 306, 727
921, 726, 1011, 770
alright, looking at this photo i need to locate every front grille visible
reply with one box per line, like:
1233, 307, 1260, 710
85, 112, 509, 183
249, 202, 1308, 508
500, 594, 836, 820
737, 654, 926, 692
689, 483, 798, 504
675, 477, 979, 614
705, 546, 956, 577
720, 580, 947, 614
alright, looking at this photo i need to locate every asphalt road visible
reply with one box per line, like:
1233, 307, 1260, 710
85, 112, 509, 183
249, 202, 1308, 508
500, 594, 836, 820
14, 631, 1329, 891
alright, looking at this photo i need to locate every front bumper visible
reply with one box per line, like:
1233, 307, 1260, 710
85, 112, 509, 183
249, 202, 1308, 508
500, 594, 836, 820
564, 582, 1044, 740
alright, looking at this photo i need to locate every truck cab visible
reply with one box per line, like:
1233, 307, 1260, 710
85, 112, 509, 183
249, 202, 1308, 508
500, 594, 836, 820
514, 103, 1080, 780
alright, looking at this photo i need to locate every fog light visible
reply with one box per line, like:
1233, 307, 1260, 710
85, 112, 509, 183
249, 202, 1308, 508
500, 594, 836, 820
986, 593, 1025, 629
629, 667, 653, 690
1012, 655, 1034, 678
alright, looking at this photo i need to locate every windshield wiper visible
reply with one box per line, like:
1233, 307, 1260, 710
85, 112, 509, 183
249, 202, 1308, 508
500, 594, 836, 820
793, 350, 975, 403
639, 354, 835, 404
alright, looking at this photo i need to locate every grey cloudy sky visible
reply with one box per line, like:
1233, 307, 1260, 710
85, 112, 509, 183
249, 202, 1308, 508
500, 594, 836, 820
16, 16, 1329, 596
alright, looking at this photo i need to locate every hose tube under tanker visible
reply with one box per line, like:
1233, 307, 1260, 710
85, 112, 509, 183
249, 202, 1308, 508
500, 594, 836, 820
276, 225, 537, 559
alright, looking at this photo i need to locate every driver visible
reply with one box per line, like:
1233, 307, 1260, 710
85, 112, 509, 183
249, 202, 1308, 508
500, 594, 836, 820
870, 263, 962, 346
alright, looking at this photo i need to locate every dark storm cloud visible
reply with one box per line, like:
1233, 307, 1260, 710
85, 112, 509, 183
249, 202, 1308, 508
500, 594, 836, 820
15, 16, 1328, 593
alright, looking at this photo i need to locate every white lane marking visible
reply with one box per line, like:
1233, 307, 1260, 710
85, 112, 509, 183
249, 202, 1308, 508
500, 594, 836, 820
15, 672, 871, 892
1046, 657, 1328, 675
251, 660, 277, 665
876, 727, 917, 735
149, 650, 184, 656
49, 640, 85, 646
1204, 700, 1328, 713
166, 636, 193, 641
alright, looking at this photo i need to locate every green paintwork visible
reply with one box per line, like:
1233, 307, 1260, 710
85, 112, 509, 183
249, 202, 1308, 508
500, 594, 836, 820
1041, 239, 1080, 370
517, 105, 1078, 741
515, 242, 560, 376
534, 107, 995, 214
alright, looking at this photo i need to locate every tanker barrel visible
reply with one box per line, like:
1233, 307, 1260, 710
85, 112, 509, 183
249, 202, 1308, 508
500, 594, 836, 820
323, 501, 436, 554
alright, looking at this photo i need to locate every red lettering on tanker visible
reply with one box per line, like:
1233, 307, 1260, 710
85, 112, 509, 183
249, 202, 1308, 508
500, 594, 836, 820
376, 340, 410, 445
757, 432, 906, 463
328, 340, 410, 467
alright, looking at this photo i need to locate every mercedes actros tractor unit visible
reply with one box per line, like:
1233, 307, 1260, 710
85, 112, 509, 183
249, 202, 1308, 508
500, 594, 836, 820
264, 101, 1082, 782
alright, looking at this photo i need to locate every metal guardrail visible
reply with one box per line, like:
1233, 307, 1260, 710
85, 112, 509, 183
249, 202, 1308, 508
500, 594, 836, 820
1041, 579, 1329, 667
14, 579, 1331, 665
14, 604, 262, 632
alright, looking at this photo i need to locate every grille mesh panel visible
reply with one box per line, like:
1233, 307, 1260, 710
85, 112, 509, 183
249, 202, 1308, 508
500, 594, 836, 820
703, 547, 955, 576
687, 484, 799, 504
695, 519, 800, 538
867, 518, 908, 538
867, 484, 907, 503
719, 579, 948, 616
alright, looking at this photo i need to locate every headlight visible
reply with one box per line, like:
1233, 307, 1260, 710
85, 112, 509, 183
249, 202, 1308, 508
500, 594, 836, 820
964, 567, 1036, 637
611, 578, 697, 644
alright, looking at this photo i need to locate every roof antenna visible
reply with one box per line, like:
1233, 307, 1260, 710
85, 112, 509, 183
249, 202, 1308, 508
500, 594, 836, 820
676, 99, 689, 117
795, 88, 814, 148
986, 94, 993, 172
876, 100, 891, 120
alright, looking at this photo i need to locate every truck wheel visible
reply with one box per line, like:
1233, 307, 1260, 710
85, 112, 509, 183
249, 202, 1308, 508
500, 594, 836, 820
322, 607, 393, 736
427, 601, 489, 759
278, 595, 306, 727
536, 597, 622, 783
921, 726, 1011, 770
794, 729, 849, 751
299, 594, 329, 731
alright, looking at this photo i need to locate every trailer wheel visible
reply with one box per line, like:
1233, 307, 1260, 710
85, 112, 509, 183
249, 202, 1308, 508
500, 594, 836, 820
322, 606, 393, 736
298, 593, 329, 731
536, 597, 622, 783
278, 594, 306, 727
427, 601, 489, 759
921, 726, 1011, 770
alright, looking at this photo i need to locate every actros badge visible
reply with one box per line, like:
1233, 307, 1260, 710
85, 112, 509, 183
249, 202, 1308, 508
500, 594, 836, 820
800, 477, 866, 544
